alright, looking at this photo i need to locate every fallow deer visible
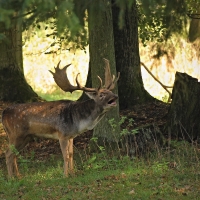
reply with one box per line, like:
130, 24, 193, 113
2, 59, 119, 178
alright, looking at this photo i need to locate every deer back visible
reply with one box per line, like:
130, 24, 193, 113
2, 98, 109, 140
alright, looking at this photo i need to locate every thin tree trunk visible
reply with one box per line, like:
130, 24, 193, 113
112, 1, 154, 109
88, 0, 120, 145
0, 17, 38, 102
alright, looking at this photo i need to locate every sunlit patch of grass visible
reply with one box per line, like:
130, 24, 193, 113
38, 90, 82, 101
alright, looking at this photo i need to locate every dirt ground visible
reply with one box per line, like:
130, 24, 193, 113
0, 100, 169, 170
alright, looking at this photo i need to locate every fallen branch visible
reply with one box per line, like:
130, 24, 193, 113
140, 62, 173, 101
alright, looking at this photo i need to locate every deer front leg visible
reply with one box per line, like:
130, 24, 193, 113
68, 138, 74, 174
59, 138, 74, 177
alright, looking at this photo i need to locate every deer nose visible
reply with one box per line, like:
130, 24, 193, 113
114, 94, 118, 99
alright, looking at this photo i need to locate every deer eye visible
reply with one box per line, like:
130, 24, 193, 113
99, 93, 105, 98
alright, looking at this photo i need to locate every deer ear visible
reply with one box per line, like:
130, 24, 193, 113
85, 91, 97, 99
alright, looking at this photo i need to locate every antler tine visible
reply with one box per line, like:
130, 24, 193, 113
75, 73, 82, 88
111, 72, 120, 87
75, 74, 101, 92
103, 58, 120, 90
75, 71, 102, 92
56, 60, 61, 69
112, 72, 120, 89
103, 58, 112, 89
97, 76, 103, 90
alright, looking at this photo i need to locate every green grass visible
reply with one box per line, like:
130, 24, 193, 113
0, 141, 200, 200
38, 90, 82, 101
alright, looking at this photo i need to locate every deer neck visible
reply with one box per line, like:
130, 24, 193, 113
71, 99, 106, 133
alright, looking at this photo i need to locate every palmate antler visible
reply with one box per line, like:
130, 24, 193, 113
49, 61, 99, 93
49, 59, 119, 93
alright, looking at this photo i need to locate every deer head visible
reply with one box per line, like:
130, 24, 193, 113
49, 58, 120, 110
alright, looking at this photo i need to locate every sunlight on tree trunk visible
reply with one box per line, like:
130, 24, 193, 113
88, 0, 120, 145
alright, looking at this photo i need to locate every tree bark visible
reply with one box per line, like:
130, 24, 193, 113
188, 8, 200, 42
88, 0, 120, 144
166, 72, 200, 142
0, 18, 38, 102
112, 1, 154, 109
78, 64, 92, 101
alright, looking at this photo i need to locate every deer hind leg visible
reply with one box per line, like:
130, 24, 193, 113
6, 135, 31, 178
59, 138, 74, 177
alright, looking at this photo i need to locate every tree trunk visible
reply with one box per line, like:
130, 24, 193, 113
88, 0, 120, 145
78, 64, 92, 101
166, 72, 200, 142
188, 8, 200, 42
112, 1, 154, 109
0, 18, 38, 102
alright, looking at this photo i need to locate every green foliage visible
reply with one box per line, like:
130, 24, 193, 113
107, 117, 139, 142
1, 0, 197, 49
137, 0, 200, 44
10, 144, 32, 164
0, 7, 13, 28
108, 118, 117, 132
90, 137, 106, 153
151, 160, 169, 173
56, 1, 79, 35
0, 0, 89, 50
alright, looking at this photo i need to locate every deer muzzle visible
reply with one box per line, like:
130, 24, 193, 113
108, 94, 118, 106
